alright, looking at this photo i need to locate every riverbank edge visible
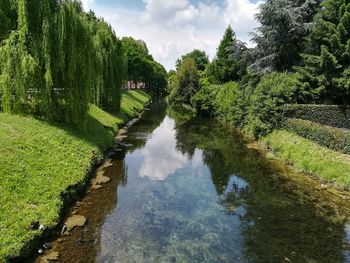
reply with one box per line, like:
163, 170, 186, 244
170, 101, 350, 190
6, 92, 151, 262
260, 130, 350, 190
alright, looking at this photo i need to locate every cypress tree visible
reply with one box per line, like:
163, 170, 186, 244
297, 0, 350, 104
207, 25, 247, 84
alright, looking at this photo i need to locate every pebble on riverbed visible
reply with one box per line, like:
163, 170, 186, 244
91, 170, 110, 190
101, 160, 113, 169
39, 251, 59, 263
65, 215, 87, 231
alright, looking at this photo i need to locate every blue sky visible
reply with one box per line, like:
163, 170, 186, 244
82, 0, 263, 70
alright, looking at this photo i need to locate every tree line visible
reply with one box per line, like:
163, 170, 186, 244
0, 0, 167, 128
169, 0, 350, 138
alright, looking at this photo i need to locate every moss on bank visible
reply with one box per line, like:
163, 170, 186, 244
0, 90, 150, 261
262, 130, 350, 188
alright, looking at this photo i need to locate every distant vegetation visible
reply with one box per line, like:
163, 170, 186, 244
169, 0, 350, 138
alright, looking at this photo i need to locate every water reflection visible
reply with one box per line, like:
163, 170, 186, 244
137, 117, 189, 181
173, 116, 348, 263
38, 102, 350, 263
97, 106, 349, 262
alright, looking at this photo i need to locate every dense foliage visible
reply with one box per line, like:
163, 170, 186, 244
169, 58, 200, 105
176, 49, 209, 71
296, 0, 350, 104
121, 37, 168, 96
251, 0, 321, 73
0, 1, 166, 128
170, 0, 350, 139
207, 26, 248, 83
0, 1, 125, 127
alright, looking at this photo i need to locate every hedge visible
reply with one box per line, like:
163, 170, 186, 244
283, 104, 350, 129
284, 118, 350, 155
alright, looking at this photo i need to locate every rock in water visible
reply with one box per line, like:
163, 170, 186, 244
92, 170, 110, 186
40, 251, 59, 263
43, 242, 52, 250
76, 236, 85, 245
65, 215, 87, 231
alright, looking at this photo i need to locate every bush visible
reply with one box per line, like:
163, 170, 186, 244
285, 118, 350, 155
169, 58, 200, 105
191, 84, 219, 116
244, 72, 300, 138
283, 104, 350, 129
214, 82, 240, 123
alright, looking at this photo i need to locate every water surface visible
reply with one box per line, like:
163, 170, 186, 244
41, 102, 350, 263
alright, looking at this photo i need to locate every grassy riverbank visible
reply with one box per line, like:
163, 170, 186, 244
0, 90, 150, 261
262, 130, 350, 188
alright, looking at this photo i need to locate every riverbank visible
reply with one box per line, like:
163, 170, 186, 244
262, 130, 350, 189
34, 104, 350, 262
0, 90, 150, 262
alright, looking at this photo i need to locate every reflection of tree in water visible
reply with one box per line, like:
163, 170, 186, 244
124, 99, 168, 152
173, 116, 347, 263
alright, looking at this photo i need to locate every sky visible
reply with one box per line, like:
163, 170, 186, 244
81, 0, 263, 71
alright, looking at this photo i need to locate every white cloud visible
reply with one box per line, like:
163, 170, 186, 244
80, 0, 95, 11
225, 0, 264, 45
133, 116, 204, 181
83, 0, 262, 71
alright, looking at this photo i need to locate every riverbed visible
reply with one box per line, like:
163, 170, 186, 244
36, 101, 350, 263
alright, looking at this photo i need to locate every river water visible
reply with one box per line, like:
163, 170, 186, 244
37, 101, 350, 263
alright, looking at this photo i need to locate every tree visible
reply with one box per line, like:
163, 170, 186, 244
296, 0, 350, 104
250, 0, 321, 73
207, 25, 248, 83
169, 58, 200, 105
0, 1, 16, 42
176, 49, 209, 71
0, 0, 128, 126
121, 37, 167, 95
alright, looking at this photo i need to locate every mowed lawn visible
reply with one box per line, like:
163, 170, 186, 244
0, 90, 150, 261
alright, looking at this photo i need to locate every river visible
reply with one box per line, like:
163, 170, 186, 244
35, 100, 350, 263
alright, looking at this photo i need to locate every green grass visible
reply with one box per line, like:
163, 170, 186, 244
262, 130, 350, 187
120, 90, 151, 117
0, 90, 150, 261
89, 90, 151, 133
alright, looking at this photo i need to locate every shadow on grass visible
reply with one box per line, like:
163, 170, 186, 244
124, 90, 149, 106
52, 115, 115, 155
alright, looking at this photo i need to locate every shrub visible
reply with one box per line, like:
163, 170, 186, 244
169, 58, 200, 105
191, 84, 219, 116
283, 104, 350, 129
285, 118, 350, 155
214, 82, 240, 123
244, 72, 300, 138
191, 82, 240, 119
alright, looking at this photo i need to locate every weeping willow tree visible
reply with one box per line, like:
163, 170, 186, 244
89, 15, 127, 112
0, 0, 127, 127
0, 0, 37, 114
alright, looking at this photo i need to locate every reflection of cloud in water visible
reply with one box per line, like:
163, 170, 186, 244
138, 116, 203, 181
